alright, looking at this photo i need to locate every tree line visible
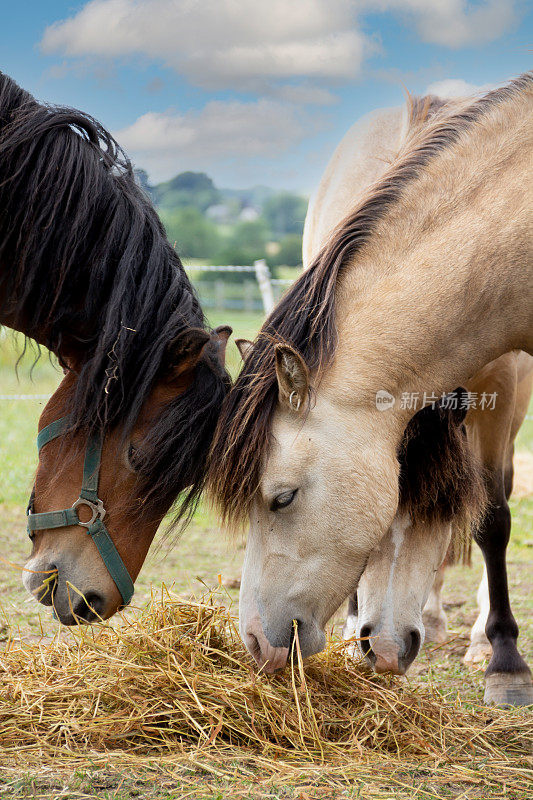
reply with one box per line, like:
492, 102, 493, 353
136, 169, 307, 271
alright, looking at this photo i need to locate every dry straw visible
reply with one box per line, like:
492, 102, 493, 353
0, 589, 531, 797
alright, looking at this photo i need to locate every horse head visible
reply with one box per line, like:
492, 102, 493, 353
23, 326, 231, 624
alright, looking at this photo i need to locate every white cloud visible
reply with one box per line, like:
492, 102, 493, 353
41, 0, 369, 89
368, 1, 517, 48
113, 98, 317, 182
41, 1, 519, 91
39, 0, 519, 187
425, 78, 495, 98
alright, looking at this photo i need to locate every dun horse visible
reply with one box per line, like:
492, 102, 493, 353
0, 72, 231, 624
207, 74, 533, 705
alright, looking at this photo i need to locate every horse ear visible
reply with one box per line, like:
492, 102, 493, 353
164, 328, 210, 382
235, 338, 253, 361
275, 344, 309, 412
211, 325, 232, 367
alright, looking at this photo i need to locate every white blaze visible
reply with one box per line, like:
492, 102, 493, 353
379, 514, 409, 636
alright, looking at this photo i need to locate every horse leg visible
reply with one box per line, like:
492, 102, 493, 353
463, 564, 492, 664
473, 467, 533, 706
422, 558, 448, 643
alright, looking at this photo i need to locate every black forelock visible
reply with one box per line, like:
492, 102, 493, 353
0, 71, 230, 522
0, 71, 210, 427
398, 394, 486, 528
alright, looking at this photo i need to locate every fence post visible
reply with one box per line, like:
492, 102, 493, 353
254, 259, 275, 315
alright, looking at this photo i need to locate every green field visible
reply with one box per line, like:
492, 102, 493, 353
0, 316, 532, 799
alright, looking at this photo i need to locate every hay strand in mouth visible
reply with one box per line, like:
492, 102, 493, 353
0, 590, 531, 795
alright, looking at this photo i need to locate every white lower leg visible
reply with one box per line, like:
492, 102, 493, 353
343, 612, 358, 640
464, 565, 492, 664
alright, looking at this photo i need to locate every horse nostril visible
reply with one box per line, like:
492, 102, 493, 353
36, 568, 58, 606
359, 624, 376, 663
403, 629, 421, 670
72, 592, 105, 622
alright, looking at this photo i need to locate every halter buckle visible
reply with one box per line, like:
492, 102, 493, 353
72, 497, 106, 528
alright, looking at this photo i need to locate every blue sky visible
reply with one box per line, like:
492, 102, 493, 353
2, 1, 531, 192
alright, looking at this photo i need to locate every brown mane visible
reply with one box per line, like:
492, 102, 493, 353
207, 72, 533, 528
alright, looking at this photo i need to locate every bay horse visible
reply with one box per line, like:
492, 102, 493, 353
207, 74, 533, 702
0, 72, 231, 624
346, 350, 533, 705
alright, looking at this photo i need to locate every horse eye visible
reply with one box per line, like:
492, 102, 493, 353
271, 489, 297, 511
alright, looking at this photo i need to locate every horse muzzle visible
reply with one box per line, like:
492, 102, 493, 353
23, 555, 114, 625
359, 623, 422, 675
240, 602, 326, 673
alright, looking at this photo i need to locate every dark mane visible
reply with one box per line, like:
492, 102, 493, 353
207, 72, 532, 527
0, 72, 230, 523
398, 396, 486, 534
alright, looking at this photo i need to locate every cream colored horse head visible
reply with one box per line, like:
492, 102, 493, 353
345, 350, 533, 678
236, 342, 478, 673
239, 345, 402, 670
344, 515, 453, 674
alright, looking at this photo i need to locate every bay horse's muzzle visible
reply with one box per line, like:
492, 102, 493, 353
24, 414, 133, 623
23, 563, 106, 625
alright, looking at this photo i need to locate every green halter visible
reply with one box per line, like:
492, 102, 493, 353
27, 416, 134, 607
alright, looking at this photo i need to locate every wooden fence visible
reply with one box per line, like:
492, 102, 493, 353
185, 260, 292, 315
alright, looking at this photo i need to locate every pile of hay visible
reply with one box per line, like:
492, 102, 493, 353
0, 591, 531, 796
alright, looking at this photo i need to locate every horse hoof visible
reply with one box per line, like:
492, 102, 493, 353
422, 613, 447, 644
464, 641, 492, 665
484, 672, 533, 706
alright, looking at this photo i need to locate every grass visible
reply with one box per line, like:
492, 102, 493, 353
0, 313, 532, 799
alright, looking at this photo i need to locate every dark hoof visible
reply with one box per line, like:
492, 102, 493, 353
484, 672, 533, 706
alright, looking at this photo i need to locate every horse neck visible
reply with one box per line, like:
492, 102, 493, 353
326, 87, 533, 426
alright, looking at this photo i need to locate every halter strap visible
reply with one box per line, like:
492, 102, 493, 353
36, 416, 72, 450
27, 416, 134, 606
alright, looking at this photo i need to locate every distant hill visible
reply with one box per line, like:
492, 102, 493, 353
135, 169, 284, 215
152, 171, 221, 213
